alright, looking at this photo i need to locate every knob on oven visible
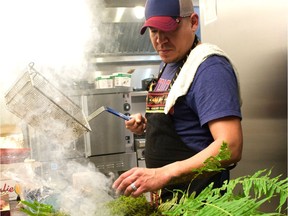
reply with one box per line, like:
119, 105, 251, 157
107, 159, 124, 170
123, 103, 131, 111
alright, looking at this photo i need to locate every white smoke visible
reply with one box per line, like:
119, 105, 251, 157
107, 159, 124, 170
0, 0, 107, 124
3, 158, 115, 215
0, 1, 124, 215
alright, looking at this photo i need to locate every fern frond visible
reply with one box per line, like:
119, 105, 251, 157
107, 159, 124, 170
157, 190, 183, 214
198, 196, 271, 216
229, 169, 288, 212
192, 142, 230, 177
157, 142, 288, 216
160, 182, 273, 216
277, 178, 288, 212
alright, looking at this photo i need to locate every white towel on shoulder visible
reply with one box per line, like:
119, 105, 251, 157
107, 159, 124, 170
164, 43, 241, 114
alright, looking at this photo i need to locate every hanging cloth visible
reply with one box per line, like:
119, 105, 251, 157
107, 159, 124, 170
164, 43, 242, 114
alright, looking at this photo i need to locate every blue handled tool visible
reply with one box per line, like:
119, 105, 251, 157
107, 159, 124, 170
87, 106, 131, 121
105, 106, 131, 121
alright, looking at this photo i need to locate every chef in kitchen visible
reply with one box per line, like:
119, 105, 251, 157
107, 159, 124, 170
112, 0, 243, 204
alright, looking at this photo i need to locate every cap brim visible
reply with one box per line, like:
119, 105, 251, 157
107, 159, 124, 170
140, 16, 178, 35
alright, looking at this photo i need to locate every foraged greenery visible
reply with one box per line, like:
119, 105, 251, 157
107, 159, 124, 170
158, 143, 288, 215
20, 142, 288, 216
158, 169, 287, 215
107, 194, 161, 216
20, 200, 69, 216
108, 142, 288, 216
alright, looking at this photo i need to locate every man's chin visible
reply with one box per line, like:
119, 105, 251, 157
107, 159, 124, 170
159, 55, 175, 63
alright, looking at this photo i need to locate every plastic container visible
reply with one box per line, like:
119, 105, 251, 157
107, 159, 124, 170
113, 73, 131, 87
95, 75, 114, 89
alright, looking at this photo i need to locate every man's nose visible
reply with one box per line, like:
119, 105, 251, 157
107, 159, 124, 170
156, 31, 168, 44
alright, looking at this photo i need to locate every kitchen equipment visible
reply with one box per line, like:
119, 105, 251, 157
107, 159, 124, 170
67, 88, 137, 174
5, 63, 91, 143
141, 77, 155, 90
5, 63, 134, 144
69, 88, 133, 157
130, 91, 147, 168
87, 106, 131, 121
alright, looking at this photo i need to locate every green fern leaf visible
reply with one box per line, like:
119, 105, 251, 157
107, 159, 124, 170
158, 142, 288, 216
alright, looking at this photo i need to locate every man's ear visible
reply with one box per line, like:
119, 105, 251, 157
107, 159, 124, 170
191, 13, 199, 31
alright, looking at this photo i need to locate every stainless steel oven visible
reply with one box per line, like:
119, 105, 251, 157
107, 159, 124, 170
131, 91, 147, 168
81, 88, 132, 156
70, 87, 137, 174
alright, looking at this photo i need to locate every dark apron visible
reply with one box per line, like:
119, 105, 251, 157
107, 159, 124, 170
145, 109, 229, 202
144, 57, 229, 202
144, 36, 229, 202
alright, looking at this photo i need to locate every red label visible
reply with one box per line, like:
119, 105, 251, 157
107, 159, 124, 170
0, 183, 15, 194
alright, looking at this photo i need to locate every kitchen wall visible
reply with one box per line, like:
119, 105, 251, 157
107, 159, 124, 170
200, 0, 287, 212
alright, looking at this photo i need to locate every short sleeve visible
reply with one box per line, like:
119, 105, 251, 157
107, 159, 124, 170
187, 56, 242, 126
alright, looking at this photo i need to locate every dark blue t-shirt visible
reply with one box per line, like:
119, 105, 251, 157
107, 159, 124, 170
166, 55, 242, 152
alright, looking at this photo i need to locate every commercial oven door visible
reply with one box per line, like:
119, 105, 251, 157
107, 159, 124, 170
82, 92, 132, 157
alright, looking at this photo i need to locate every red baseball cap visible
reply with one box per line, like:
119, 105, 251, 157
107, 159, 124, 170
140, 0, 194, 35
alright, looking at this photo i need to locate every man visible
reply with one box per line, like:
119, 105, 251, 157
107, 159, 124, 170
112, 0, 243, 203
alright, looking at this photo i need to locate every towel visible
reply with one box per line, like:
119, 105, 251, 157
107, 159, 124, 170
164, 43, 241, 114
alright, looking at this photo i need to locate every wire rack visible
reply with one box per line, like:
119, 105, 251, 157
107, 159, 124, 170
5, 63, 91, 143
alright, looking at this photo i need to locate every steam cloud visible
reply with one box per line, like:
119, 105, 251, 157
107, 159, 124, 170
0, 0, 118, 123
0, 0, 123, 215
4, 157, 115, 215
